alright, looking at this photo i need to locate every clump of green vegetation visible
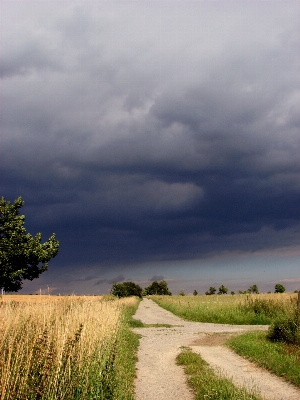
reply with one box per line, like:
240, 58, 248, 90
227, 331, 300, 387
177, 347, 262, 400
128, 317, 180, 329
267, 308, 300, 346
128, 317, 145, 328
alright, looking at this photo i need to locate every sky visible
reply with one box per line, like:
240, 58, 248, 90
1, 1, 300, 295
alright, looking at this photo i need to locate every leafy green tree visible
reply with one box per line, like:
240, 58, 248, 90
193, 289, 198, 296
111, 281, 143, 298
218, 285, 228, 295
274, 283, 286, 293
0, 196, 59, 292
248, 284, 259, 294
143, 280, 172, 295
205, 286, 216, 295
179, 290, 185, 296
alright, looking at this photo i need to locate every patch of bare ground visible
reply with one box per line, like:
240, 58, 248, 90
133, 298, 300, 400
191, 332, 237, 346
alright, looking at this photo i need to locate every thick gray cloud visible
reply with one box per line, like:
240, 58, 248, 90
1, 1, 300, 292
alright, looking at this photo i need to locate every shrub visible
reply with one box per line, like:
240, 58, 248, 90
267, 309, 300, 345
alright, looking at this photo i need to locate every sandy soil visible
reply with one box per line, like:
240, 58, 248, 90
133, 298, 300, 400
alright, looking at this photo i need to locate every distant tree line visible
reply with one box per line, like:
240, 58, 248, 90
110, 280, 172, 298
110, 280, 289, 299
203, 283, 286, 296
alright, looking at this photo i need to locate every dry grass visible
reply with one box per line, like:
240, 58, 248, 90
0, 294, 102, 303
0, 295, 138, 399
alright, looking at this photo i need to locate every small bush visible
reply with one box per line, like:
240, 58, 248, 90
268, 309, 300, 345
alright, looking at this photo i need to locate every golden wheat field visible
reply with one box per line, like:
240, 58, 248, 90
0, 294, 138, 400
0, 294, 103, 303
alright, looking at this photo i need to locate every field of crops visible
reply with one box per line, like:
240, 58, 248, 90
0, 295, 139, 400
151, 293, 299, 324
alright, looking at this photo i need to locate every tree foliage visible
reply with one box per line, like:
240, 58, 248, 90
0, 196, 59, 292
143, 280, 172, 296
218, 285, 228, 295
110, 281, 143, 298
205, 286, 216, 295
274, 283, 286, 293
248, 284, 259, 294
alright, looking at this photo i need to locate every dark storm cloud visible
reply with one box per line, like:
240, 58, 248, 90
1, 1, 300, 283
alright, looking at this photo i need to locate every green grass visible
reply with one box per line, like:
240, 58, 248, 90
112, 298, 142, 399
112, 304, 141, 399
226, 331, 300, 387
151, 294, 297, 325
177, 347, 262, 400
267, 309, 300, 345
129, 319, 181, 328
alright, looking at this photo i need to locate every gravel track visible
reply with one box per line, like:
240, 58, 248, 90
133, 298, 300, 400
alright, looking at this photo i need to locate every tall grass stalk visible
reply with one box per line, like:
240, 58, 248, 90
0, 295, 139, 399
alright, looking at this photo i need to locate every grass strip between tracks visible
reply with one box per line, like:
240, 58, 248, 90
177, 347, 263, 400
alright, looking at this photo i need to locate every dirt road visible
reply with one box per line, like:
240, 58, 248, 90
133, 298, 300, 400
